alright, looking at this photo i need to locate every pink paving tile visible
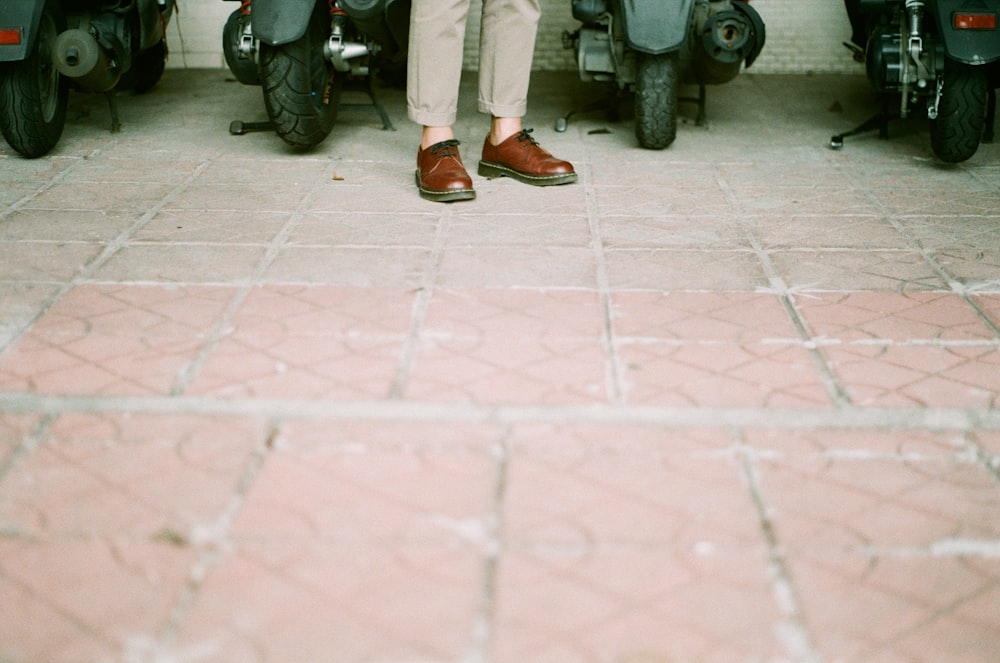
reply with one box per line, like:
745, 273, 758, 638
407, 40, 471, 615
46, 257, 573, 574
0, 413, 43, 446
185, 285, 416, 399
619, 341, 830, 407
447, 213, 591, 248
611, 291, 799, 342
91, 244, 268, 283
0, 539, 196, 663
754, 453, 1000, 550
599, 214, 750, 249
230, 420, 501, 543
504, 424, 758, 549
492, 547, 784, 663
289, 211, 439, 248
261, 246, 431, 287
604, 249, 768, 291
822, 344, 1000, 408
970, 431, 1000, 455
731, 185, 881, 216
186, 334, 405, 399
423, 288, 604, 340
0, 413, 267, 538
971, 294, 1000, 329
406, 336, 608, 404
744, 428, 967, 458
225, 285, 417, 339
595, 185, 736, 217
0, 285, 235, 396
873, 187, 1000, 215
933, 249, 1000, 289
794, 291, 996, 341
435, 247, 598, 289
750, 215, 909, 250
169, 545, 481, 663
0, 242, 104, 282
788, 554, 1000, 663
768, 249, 947, 291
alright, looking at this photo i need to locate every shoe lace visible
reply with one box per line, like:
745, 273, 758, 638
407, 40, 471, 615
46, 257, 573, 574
429, 139, 461, 157
514, 129, 539, 146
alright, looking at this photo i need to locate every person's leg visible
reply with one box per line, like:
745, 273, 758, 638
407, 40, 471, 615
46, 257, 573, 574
407, 0, 469, 148
476, 0, 576, 186
478, 0, 539, 144
408, 0, 477, 201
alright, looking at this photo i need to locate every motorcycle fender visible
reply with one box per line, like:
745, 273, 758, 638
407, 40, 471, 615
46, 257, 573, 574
0, 2, 45, 62
931, 0, 1000, 65
137, 0, 168, 50
250, 0, 318, 46
618, 0, 694, 54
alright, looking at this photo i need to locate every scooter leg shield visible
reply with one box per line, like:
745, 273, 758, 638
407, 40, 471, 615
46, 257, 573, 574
619, 0, 693, 54
250, 0, 318, 46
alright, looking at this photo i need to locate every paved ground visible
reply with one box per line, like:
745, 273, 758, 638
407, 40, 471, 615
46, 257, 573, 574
1, 68, 1000, 663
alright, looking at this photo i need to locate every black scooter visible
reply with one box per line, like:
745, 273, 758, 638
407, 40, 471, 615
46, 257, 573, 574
0, 0, 174, 158
832, 0, 999, 163
559, 0, 765, 149
222, 0, 409, 149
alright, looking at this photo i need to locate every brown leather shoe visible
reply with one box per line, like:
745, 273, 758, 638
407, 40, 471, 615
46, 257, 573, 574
478, 129, 577, 186
415, 139, 475, 202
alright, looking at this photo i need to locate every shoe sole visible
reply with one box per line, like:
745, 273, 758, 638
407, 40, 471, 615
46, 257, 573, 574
415, 171, 476, 202
477, 161, 578, 186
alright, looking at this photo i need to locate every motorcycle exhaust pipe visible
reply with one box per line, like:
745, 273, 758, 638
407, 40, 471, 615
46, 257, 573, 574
52, 29, 121, 92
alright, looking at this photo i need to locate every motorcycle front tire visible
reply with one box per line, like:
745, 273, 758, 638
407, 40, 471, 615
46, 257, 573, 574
258, 5, 340, 149
929, 59, 988, 163
0, 0, 68, 158
634, 52, 678, 150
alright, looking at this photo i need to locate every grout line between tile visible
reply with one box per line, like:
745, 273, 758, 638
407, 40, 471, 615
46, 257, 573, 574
736, 437, 822, 663
169, 170, 329, 395
388, 206, 450, 399
145, 420, 280, 659
714, 174, 852, 407
2, 392, 998, 431
585, 166, 626, 405
0, 154, 221, 357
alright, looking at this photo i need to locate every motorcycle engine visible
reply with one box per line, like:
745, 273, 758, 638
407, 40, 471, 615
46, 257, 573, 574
866, 27, 903, 92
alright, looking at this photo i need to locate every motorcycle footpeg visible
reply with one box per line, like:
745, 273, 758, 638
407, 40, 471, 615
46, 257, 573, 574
229, 120, 274, 135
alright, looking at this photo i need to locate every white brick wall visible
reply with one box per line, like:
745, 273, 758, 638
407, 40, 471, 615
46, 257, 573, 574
167, 0, 860, 75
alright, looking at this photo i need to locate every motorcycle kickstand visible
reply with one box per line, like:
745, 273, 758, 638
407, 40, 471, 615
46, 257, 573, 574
229, 120, 274, 135
984, 88, 996, 144
105, 92, 121, 133
679, 84, 707, 127
830, 99, 892, 149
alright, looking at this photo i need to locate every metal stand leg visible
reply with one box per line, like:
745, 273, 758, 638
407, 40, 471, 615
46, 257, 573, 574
984, 88, 996, 144
105, 92, 121, 133
831, 97, 892, 149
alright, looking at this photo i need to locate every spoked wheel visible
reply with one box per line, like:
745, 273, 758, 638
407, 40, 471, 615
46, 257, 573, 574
929, 58, 988, 163
0, 0, 68, 158
634, 51, 678, 150
258, 3, 340, 149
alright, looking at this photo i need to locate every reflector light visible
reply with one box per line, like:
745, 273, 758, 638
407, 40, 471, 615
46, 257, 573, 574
954, 12, 997, 29
0, 28, 23, 46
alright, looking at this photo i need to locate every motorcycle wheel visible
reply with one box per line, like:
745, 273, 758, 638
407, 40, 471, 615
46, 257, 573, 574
0, 0, 68, 158
127, 40, 168, 94
929, 59, 988, 163
634, 52, 678, 150
258, 4, 340, 149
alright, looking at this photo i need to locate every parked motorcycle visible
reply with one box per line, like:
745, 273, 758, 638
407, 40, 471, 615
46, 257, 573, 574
832, 0, 999, 163
222, 0, 409, 148
0, 0, 174, 158
558, 0, 765, 149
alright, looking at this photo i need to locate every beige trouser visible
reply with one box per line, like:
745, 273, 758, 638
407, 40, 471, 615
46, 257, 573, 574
406, 0, 541, 127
